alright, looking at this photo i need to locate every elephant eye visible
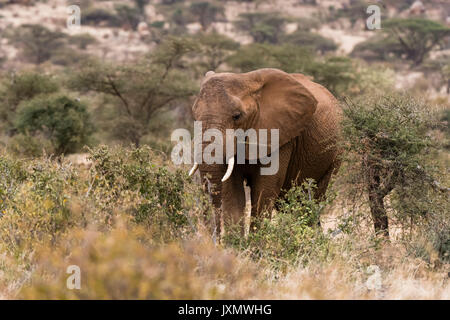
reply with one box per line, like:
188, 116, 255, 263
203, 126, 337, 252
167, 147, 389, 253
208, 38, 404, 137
232, 112, 242, 121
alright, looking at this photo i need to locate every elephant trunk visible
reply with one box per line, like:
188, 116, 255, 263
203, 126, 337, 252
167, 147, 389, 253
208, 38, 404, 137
199, 162, 225, 237
198, 128, 227, 208
199, 164, 224, 208
195, 123, 233, 208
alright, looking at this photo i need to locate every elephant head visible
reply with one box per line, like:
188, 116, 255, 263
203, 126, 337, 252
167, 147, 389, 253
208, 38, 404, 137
189, 68, 318, 225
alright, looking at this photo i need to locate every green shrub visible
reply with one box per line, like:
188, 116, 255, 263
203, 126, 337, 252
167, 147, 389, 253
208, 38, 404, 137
14, 95, 93, 155
281, 30, 337, 53
349, 65, 396, 96
0, 156, 80, 256
332, 0, 373, 28
342, 93, 435, 174
9, 24, 66, 65
234, 12, 288, 44
0, 72, 59, 108
87, 146, 211, 241
50, 48, 90, 67
226, 180, 332, 271
0, 145, 212, 259
295, 17, 321, 31
82, 8, 120, 27
227, 43, 314, 73
115, 4, 142, 30
188, 1, 224, 31
133, 0, 150, 14
70, 33, 98, 50
311, 56, 356, 96
352, 36, 404, 61
83, 5, 143, 30
193, 32, 240, 72
228, 44, 356, 95
341, 93, 445, 238
0, 155, 27, 216
0, 72, 59, 134
6, 133, 54, 158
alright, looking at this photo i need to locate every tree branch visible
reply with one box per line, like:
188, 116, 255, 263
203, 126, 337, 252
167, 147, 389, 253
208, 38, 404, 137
105, 75, 132, 116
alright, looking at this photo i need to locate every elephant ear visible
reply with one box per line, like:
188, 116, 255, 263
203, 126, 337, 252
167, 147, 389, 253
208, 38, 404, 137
247, 68, 318, 150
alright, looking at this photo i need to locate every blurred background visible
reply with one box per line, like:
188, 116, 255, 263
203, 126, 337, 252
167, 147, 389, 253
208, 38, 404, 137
0, 0, 448, 300
0, 0, 448, 155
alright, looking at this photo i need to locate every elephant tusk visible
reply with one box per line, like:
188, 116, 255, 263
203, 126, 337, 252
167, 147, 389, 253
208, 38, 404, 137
189, 163, 199, 176
221, 157, 235, 182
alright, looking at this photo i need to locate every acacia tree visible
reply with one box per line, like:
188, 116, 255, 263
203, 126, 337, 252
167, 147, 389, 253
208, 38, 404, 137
15, 95, 93, 155
281, 30, 337, 53
383, 18, 450, 66
227, 43, 312, 73
70, 37, 198, 146
342, 93, 446, 237
234, 12, 288, 44
133, 0, 149, 14
0, 72, 59, 134
10, 24, 66, 65
335, 0, 372, 28
189, 1, 224, 31
227, 43, 355, 95
194, 32, 240, 72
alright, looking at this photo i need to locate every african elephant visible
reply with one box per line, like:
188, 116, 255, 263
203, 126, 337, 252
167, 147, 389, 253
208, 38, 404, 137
189, 68, 341, 236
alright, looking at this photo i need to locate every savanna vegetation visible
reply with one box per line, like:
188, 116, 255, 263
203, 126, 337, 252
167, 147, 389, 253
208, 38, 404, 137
0, 0, 448, 299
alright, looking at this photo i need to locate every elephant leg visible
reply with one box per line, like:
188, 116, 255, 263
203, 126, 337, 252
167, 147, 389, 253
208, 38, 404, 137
315, 164, 335, 200
221, 167, 246, 236
250, 141, 293, 231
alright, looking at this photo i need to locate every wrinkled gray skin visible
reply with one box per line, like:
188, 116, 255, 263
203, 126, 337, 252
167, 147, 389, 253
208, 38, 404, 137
191, 68, 341, 236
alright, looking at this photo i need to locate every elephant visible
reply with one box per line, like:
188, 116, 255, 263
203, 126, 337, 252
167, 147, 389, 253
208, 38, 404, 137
189, 68, 341, 236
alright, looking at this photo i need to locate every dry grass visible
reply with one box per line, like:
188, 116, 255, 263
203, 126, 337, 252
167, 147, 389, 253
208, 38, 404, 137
0, 146, 448, 300
7, 218, 449, 300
